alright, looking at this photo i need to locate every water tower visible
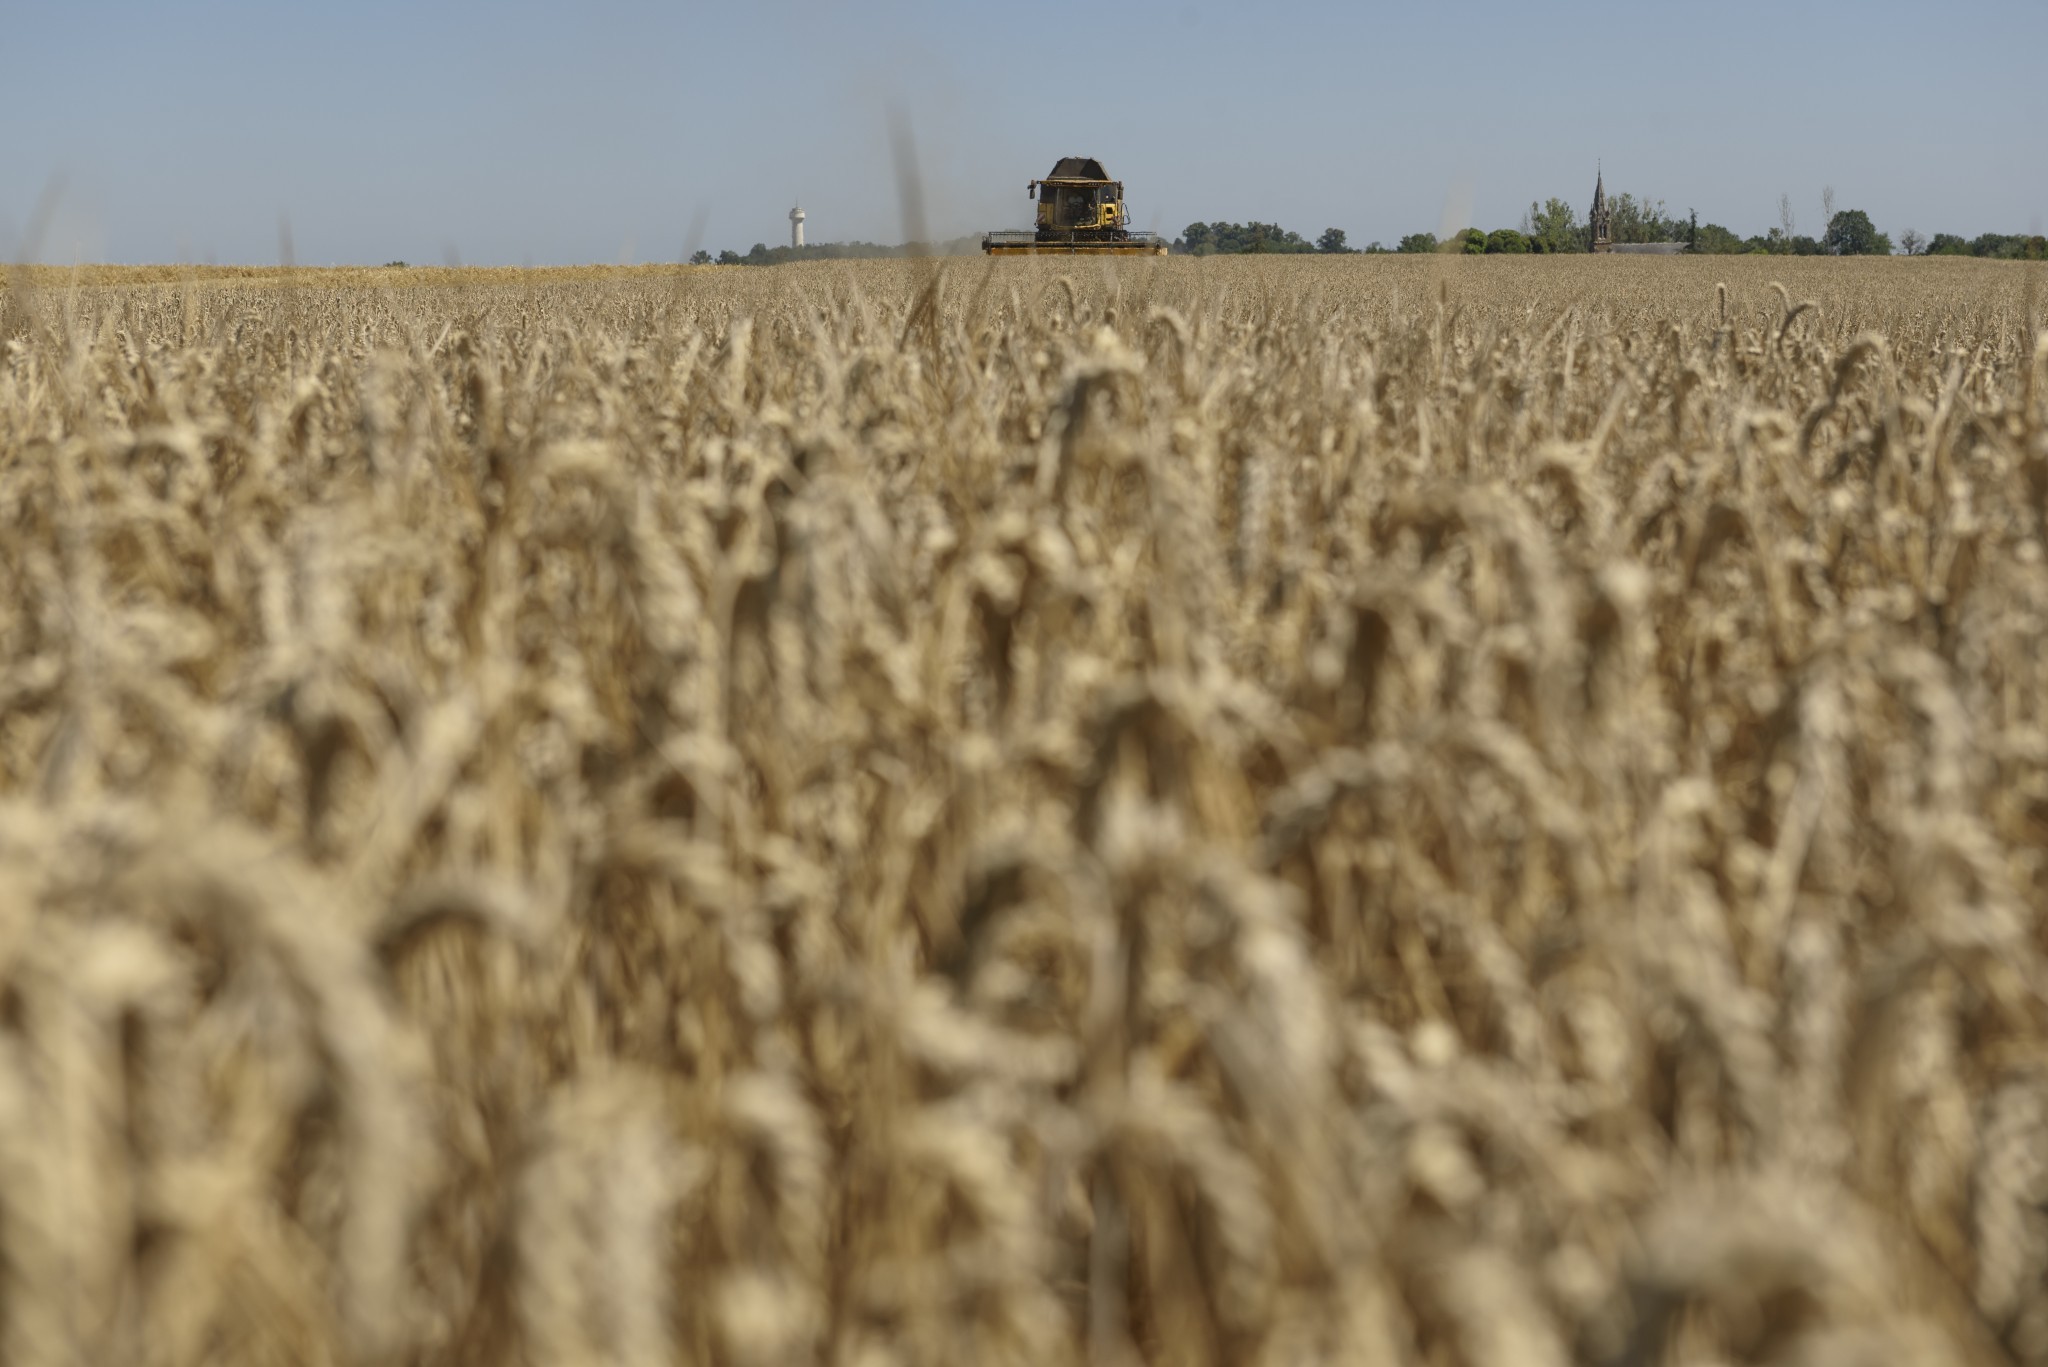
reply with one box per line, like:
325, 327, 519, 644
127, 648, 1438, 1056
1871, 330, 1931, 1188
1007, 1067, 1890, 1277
789, 204, 806, 250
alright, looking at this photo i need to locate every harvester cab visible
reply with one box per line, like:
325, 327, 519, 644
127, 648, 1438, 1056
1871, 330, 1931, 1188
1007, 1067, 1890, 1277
983, 157, 1169, 256
1030, 158, 1126, 235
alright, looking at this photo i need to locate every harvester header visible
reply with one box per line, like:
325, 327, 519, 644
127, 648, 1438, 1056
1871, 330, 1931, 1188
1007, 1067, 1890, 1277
983, 156, 1169, 256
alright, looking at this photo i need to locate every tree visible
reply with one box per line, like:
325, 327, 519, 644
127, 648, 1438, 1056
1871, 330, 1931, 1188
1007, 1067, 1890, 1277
1970, 234, 2048, 261
1925, 233, 1969, 256
1396, 232, 1439, 254
1244, 222, 1316, 253
716, 249, 742, 265
1608, 192, 1680, 244
1522, 198, 1581, 255
1174, 221, 1316, 255
1316, 227, 1350, 254
1895, 229, 1925, 256
1363, 241, 1387, 253
688, 249, 713, 265
1825, 209, 1883, 256
1484, 228, 1529, 254
1452, 228, 1487, 255
1695, 223, 1746, 254
1686, 209, 1700, 253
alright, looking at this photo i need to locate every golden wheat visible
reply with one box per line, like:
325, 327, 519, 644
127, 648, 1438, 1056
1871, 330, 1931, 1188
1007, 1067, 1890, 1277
0, 253, 2044, 1366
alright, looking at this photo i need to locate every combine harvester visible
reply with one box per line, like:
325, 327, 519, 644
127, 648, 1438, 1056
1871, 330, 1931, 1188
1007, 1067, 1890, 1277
982, 157, 1170, 257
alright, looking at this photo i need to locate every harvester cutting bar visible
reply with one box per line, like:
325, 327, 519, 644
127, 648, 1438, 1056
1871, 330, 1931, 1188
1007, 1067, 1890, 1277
982, 230, 1169, 256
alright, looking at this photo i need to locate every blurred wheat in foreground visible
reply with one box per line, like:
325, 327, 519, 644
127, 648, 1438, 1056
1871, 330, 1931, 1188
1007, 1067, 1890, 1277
1, 256, 2046, 1367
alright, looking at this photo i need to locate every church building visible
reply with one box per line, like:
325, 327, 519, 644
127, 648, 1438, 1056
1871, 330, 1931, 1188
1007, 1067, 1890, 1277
1588, 167, 1687, 255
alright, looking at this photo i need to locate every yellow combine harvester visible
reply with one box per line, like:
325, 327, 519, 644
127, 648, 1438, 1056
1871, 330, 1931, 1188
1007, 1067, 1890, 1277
982, 157, 1170, 256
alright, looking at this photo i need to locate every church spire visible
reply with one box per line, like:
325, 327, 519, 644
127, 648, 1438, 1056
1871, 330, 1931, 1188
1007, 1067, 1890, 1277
1589, 162, 1612, 253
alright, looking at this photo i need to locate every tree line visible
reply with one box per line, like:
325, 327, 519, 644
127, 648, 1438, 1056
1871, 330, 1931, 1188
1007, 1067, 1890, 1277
690, 236, 983, 266
690, 200, 2045, 265
1170, 193, 2046, 259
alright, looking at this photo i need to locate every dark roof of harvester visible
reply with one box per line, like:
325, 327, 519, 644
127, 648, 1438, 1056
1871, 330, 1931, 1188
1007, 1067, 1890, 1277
1044, 157, 1110, 181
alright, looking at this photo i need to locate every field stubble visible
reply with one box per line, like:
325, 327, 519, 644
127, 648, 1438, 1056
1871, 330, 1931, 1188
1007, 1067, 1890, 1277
1, 255, 2046, 1366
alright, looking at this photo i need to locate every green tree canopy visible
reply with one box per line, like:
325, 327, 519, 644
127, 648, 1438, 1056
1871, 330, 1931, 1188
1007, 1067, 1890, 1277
1758, 227, 1823, 255
1608, 192, 1682, 244
1236, 222, 1315, 254
1824, 210, 1884, 256
1962, 232, 2048, 259
1453, 228, 1487, 255
1316, 227, 1351, 254
1396, 232, 1438, 254
1694, 223, 1747, 254
1174, 221, 1316, 255
1925, 233, 1970, 256
1523, 198, 1582, 254
1484, 228, 1529, 254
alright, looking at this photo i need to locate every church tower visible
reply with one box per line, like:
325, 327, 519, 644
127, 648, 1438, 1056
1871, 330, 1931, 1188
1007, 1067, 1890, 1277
1589, 166, 1612, 253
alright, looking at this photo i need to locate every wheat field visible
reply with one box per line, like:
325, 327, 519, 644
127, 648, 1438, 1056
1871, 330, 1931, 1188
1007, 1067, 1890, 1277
1, 255, 2044, 1367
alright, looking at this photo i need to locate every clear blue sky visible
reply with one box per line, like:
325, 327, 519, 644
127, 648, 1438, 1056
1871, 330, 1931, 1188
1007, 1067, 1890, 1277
5, 0, 2042, 264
